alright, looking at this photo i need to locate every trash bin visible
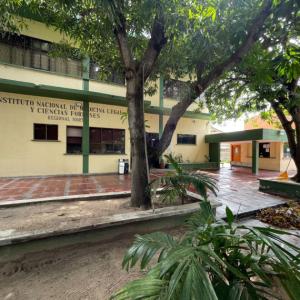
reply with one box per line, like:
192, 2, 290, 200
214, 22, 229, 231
124, 159, 129, 174
118, 159, 125, 174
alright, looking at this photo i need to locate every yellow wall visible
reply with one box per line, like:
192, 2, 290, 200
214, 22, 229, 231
0, 91, 209, 177
231, 141, 297, 172
165, 117, 210, 162
0, 92, 129, 176
20, 18, 74, 45
0, 64, 83, 90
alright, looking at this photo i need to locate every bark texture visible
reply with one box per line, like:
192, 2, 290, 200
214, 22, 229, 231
271, 77, 300, 183
126, 75, 151, 207
114, 7, 166, 207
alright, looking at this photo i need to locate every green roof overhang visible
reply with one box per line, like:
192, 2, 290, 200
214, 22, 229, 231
205, 128, 288, 143
0, 78, 210, 120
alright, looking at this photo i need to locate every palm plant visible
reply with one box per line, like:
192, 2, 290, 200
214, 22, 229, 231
111, 202, 300, 300
151, 154, 218, 204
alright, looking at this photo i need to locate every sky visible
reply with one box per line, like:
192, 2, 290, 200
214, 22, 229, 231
212, 119, 245, 132
211, 111, 261, 132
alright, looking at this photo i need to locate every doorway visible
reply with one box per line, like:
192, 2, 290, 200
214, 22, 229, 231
231, 144, 241, 162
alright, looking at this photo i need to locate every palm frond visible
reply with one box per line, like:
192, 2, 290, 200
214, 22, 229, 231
122, 232, 178, 271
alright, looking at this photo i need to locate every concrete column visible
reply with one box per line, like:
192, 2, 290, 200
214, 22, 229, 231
209, 143, 220, 169
82, 56, 90, 174
252, 140, 259, 174
159, 75, 164, 138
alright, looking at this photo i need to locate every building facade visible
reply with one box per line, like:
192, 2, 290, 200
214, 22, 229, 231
0, 19, 211, 177
205, 116, 296, 174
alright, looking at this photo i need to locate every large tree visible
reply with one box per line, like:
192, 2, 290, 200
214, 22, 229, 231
16, 0, 291, 207
205, 5, 300, 180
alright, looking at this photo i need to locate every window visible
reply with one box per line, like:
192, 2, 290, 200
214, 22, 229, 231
34, 124, 58, 141
90, 127, 125, 154
177, 134, 196, 145
283, 143, 291, 158
67, 126, 125, 154
67, 126, 82, 154
163, 79, 189, 100
259, 143, 270, 158
0, 34, 82, 77
89, 62, 125, 85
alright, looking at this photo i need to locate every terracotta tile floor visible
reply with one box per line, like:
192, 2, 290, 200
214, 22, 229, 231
0, 167, 291, 202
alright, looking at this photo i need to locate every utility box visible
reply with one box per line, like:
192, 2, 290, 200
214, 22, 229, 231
118, 159, 129, 174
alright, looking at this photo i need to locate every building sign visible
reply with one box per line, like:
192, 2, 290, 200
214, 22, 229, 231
0, 95, 126, 122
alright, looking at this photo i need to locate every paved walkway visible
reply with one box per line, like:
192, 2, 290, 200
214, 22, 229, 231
210, 167, 288, 217
0, 167, 288, 203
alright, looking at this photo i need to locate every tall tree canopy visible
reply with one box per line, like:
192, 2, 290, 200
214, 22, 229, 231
9, 0, 297, 206
205, 2, 300, 180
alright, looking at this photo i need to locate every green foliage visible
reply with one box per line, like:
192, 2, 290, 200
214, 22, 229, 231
112, 202, 300, 300
205, 0, 299, 122
151, 154, 218, 204
0, 0, 27, 34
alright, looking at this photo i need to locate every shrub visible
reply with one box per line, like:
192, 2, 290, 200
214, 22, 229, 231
112, 202, 300, 300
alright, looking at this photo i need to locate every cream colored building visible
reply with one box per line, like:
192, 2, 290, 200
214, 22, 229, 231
0, 19, 211, 177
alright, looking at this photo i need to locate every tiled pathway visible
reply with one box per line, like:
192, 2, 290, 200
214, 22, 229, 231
0, 167, 292, 212
210, 167, 289, 217
0, 174, 132, 201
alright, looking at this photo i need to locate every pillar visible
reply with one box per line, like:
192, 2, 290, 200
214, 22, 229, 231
82, 56, 90, 174
159, 75, 164, 138
209, 143, 220, 169
252, 140, 259, 174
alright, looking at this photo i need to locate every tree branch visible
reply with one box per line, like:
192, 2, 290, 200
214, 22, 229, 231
112, 4, 135, 72
199, 0, 273, 91
139, 10, 167, 80
271, 100, 296, 157
158, 0, 274, 155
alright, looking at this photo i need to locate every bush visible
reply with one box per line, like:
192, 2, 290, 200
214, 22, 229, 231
112, 202, 300, 300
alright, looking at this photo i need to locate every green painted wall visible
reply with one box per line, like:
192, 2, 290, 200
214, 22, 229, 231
259, 178, 300, 199
205, 128, 288, 143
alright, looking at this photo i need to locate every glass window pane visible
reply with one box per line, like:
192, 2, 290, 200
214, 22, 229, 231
40, 53, 49, 70
177, 134, 196, 145
259, 143, 270, 158
0, 43, 11, 63
34, 124, 46, 140
11, 47, 24, 66
47, 125, 58, 140
24, 49, 31, 67
32, 51, 41, 69
41, 42, 49, 52
67, 59, 82, 77
102, 129, 113, 143
90, 128, 101, 143
90, 143, 103, 154
67, 127, 82, 137
32, 40, 41, 50
67, 127, 82, 154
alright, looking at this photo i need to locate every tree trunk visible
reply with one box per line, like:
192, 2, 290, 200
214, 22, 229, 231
271, 101, 300, 182
127, 75, 151, 208
291, 108, 300, 183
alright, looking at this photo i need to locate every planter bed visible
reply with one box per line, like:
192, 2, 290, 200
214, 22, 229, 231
259, 177, 300, 200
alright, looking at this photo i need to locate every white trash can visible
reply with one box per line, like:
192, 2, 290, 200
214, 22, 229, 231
118, 159, 125, 174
